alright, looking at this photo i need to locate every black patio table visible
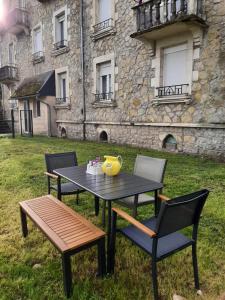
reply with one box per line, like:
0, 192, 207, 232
54, 165, 163, 273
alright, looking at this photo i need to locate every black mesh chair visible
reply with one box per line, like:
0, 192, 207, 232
110, 189, 210, 300
45, 152, 84, 203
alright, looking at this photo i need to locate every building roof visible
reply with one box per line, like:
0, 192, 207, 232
11, 71, 55, 99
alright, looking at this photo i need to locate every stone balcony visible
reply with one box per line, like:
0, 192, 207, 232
0, 65, 19, 85
131, 0, 207, 42
4, 7, 29, 35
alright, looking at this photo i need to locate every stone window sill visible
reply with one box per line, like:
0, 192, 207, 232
91, 27, 116, 41
32, 56, 45, 65
92, 100, 117, 108
152, 95, 192, 105
51, 46, 70, 57
54, 104, 71, 110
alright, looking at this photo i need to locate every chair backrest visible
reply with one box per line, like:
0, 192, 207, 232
45, 152, 78, 173
155, 189, 209, 238
134, 155, 167, 183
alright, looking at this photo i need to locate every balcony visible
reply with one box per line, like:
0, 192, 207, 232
5, 7, 29, 35
131, 0, 207, 42
32, 51, 45, 64
51, 40, 70, 57
95, 92, 113, 102
0, 65, 19, 85
153, 84, 192, 104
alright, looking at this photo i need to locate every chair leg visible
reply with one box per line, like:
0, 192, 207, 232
76, 193, 79, 205
97, 237, 106, 277
151, 259, 159, 300
110, 210, 117, 273
102, 200, 106, 227
192, 244, 200, 290
20, 207, 28, 237
62, 253, 72, 298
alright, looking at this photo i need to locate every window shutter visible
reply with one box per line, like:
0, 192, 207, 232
163, 44, 188, 87
99, 0, 111, 22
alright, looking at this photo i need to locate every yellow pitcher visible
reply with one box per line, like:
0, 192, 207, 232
102, 155, 123, 176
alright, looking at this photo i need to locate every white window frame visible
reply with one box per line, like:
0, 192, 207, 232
32, 23, 43, 55
55, 67, 69, 103
152, 33, 193, 98
53, 6, 68, 46
93, 54, 115, 101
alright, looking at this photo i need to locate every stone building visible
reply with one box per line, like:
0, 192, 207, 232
0, 0, 225, 158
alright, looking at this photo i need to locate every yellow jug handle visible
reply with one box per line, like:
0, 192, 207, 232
118, 155, 123, 167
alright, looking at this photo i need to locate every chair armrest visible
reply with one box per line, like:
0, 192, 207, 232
44, 172, 58, 179
158, 194, 170, 201
112, 208, 156, 238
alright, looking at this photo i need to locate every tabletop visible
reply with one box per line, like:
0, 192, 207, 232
54, 165, 163, 201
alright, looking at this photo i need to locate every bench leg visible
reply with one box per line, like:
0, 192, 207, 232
20, 207, 28, 237
62, 253, 72, 298
97, 237, 106, 277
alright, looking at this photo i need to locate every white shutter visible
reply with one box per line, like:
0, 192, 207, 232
34, 28, 42, 52
99, 62, 111, 94
163, 43, 188, 86
99, 0, 111, 22
9, 44, 14, 64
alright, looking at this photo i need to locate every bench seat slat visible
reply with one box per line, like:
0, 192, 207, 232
20, 195, 105, 253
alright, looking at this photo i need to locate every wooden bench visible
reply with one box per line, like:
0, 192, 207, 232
19, 195, 106, 298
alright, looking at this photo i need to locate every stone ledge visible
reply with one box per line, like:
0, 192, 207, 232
152, 95, 192, 105
92, 100, 117, 108
51, 46, 70, 57
54, 104, 71, 110
32, 56, 45, 65
91, 27, 116, 41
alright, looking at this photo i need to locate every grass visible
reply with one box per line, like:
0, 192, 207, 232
0, 136, 224, 300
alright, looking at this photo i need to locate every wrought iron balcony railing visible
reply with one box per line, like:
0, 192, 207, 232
95, 92, 113, 102
0, 65, 18, 84
132, 0, 204, 33
156, 84, 189, 97
53, 40, 68, 50
93, 18, 113, 33
56, 97, 69, 105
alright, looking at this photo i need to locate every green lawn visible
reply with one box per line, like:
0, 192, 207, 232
0, 136, 224, 300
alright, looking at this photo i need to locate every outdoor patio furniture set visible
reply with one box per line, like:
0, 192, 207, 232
19, 152, 209, 299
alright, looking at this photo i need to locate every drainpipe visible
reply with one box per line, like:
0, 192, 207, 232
38, 96, 52, 137
80, 0, 86, 140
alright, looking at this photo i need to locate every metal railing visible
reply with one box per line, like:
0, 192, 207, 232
95, 92, 113, 102
133, 0, 203, 32
32, 51, 44, 61
53, 40, 68, 50
56, 97, 69, 105
156, 84, 189, 97
0, 65, 18, 82
93, 18, 113, 33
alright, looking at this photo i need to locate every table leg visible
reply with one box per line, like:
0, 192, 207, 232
107, 201, 112, 273
154, 190, 159, 216
95, 196, 99, 216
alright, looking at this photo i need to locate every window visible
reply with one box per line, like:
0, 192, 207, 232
33, 26, 43, 55
54, 11, 67, 49
55, 68, 69, 105
93, 0, 115, 37
37, 100, 41, 117
97, 62, 112, 101
9, 43, 14, 65
98, 0, 111, 23
93, 54, 115, 103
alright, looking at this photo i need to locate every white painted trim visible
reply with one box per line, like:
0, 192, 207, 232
92, 0, 116, 28
31, 22, 43, 54
55, 66, 70, 102
52, 5, 68, 44
92, 53, 115, 97
151, 33, 193, 96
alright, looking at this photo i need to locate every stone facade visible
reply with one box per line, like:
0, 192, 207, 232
0, 0, 225, 158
